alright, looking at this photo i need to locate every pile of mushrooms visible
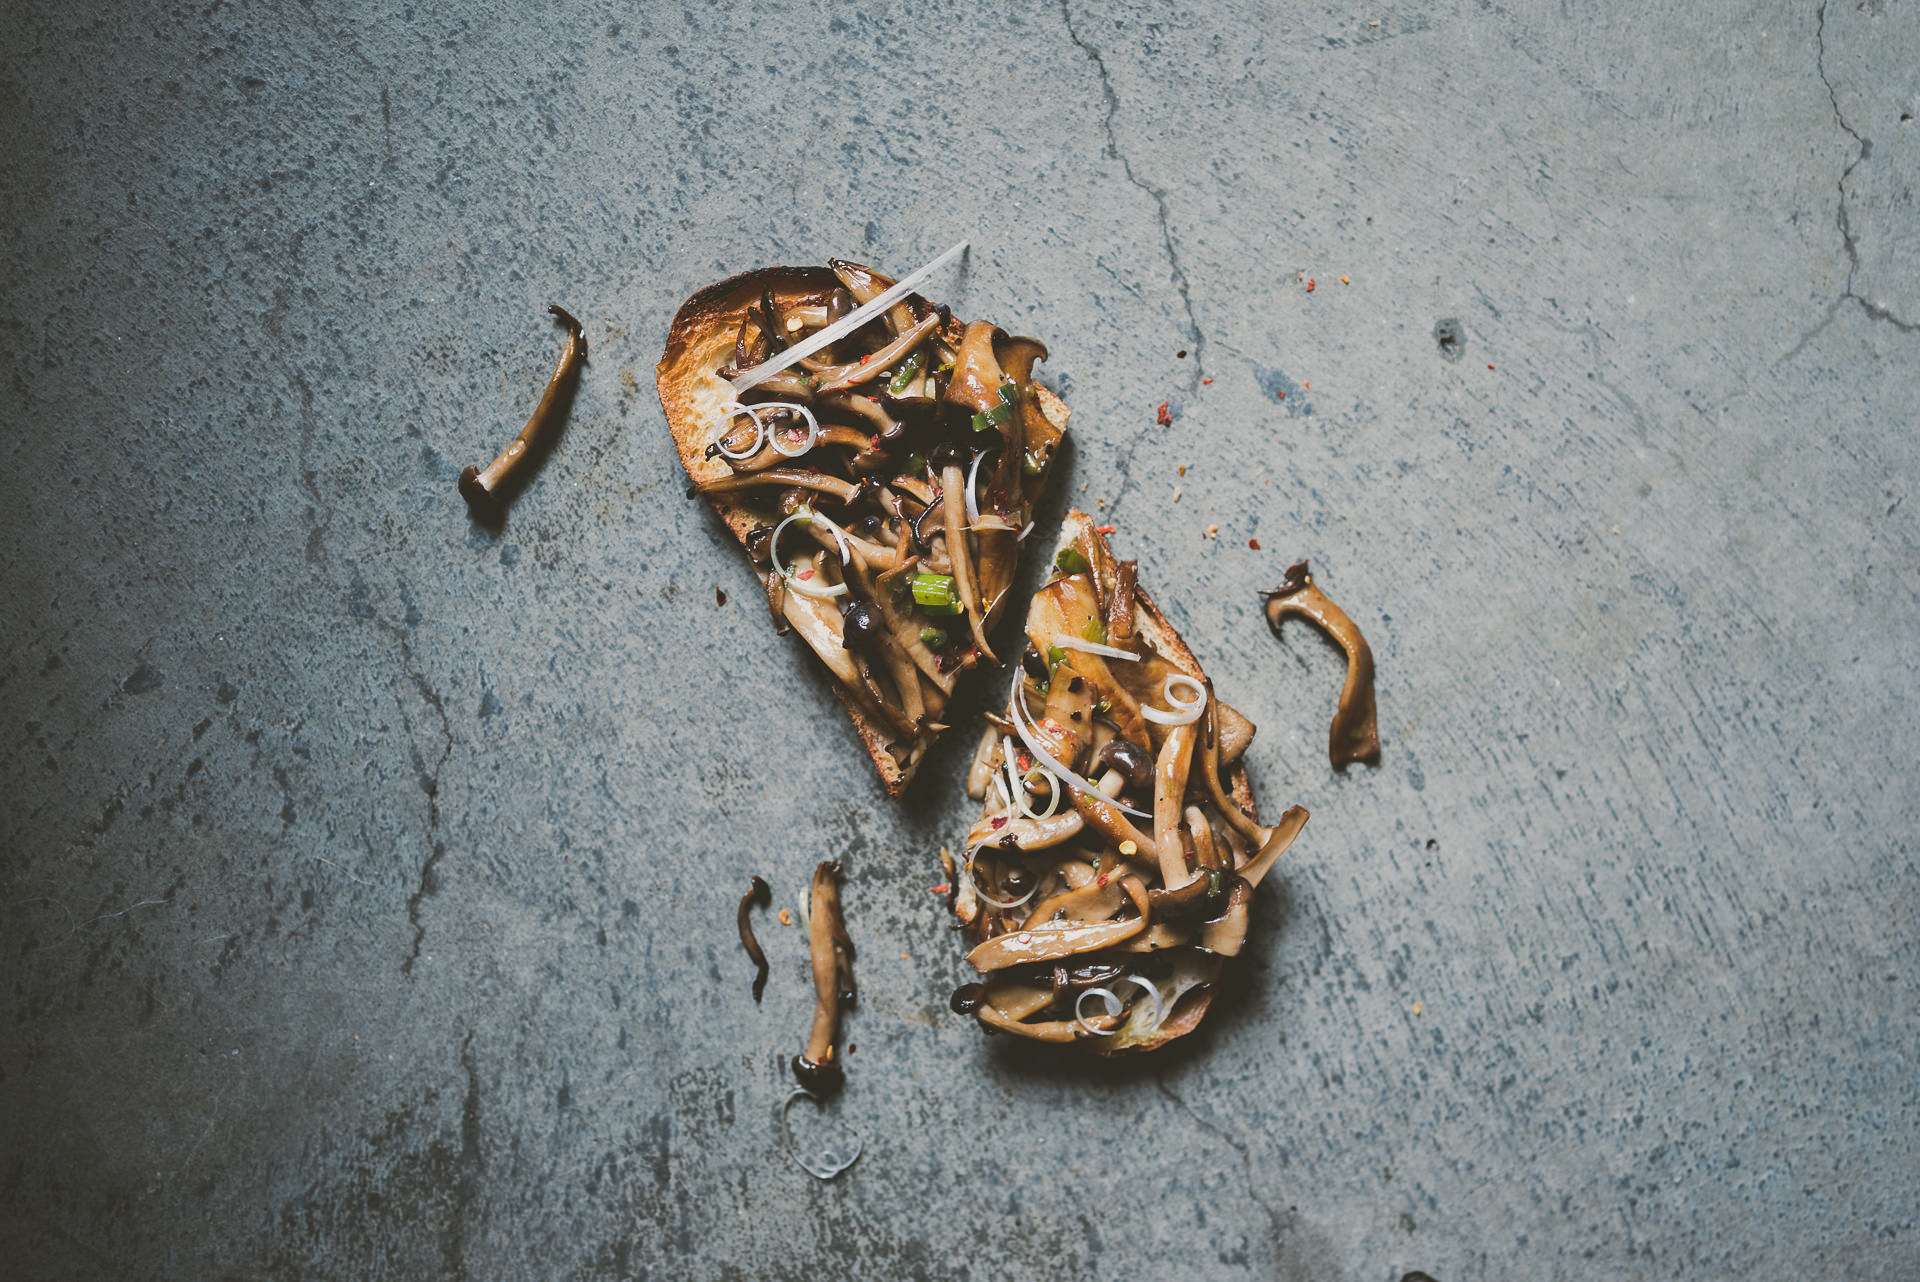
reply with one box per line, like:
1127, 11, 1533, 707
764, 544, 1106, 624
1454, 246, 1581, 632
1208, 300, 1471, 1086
676, 258, 1063, 779
947, 517, 1307, 1053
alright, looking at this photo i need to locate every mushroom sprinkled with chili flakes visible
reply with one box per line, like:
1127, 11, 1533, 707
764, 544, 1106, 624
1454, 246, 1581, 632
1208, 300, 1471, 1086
657, 245, 1068, 797
943, 511, 1308, 1053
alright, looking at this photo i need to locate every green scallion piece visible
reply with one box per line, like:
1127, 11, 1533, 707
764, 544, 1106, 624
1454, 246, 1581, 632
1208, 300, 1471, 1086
1022, 448, 1046, 476
905, 451, 928, 475
999, 381, 1021, 405
919, 626, 949, 648
887, 352, 925, 395
1082, 618, 1107, 644
1054, 547, 1090, 576
920, 599, 963, 617
1047, 645, 1066, 670
911, 572, 958, 609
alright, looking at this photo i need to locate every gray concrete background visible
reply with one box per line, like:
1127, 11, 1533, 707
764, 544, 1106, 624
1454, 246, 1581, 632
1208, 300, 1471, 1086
3, 0, 1916, 1277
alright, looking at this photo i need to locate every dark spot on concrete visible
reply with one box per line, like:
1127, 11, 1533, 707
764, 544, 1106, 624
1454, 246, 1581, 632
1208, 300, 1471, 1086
478, 690, 501, 720
301, 888, 314, 910
122, 664, 164, 694
186, 757, 203, 777
347, 574, 375, 619
217, 679, 239, 704
42, 652, 61, 673
193, 717, 213, 739
499, 544, 520, 568
1426, 838, 1438, 850
556, 1078, 570, 1111
1434, 317, 1466, 362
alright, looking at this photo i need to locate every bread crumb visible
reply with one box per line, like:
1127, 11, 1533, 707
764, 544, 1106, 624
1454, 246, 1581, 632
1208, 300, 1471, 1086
1173, 487, 1183, 502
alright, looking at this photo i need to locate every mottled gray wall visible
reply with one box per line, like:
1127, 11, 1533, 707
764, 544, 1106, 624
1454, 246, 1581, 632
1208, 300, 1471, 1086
2, 0, 1916, 1278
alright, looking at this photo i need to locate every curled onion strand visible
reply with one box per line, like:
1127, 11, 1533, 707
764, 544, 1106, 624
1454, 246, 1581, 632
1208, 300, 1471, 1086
769, 511, 851, 599
1142, 673, 1208, 726
1008, 671, 1151, 819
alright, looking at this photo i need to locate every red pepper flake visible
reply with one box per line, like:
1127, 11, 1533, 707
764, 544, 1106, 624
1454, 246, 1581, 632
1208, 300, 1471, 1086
990, 816, 1007, 831
1340, 275, 1349, 284
847, 1043, 856, 1054
798, 569, 815, 581
1302, 381, 1310, 390
1096, 524, 1116, 535
1306, 278, 1316, 292
1248, 538, 1262, 550
1155, 401, 1172, 426
930, 883, 950, 895
1277, 390, 1285, 399
1202, 377, 1213, 385
1487, 363, 1496, 370
715, 587, 728, 605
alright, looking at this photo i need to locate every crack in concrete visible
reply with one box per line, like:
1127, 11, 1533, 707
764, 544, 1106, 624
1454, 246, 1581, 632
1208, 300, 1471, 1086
1802, 0, 1918, 351
1155, 1080, 1285, 1252
398, 631, 453, 977
1059, 0, 1207, 386
286, 360, 455, 976
441, 1028, 484, 1279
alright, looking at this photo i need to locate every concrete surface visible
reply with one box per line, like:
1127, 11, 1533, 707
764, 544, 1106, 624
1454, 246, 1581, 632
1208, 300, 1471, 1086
3, 0, 1916, 1277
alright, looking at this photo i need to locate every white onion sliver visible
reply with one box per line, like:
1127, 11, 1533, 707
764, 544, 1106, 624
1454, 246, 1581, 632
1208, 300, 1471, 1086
1142, 673, 1208, 726
1074, 986, 1124, 1036
757, 402, 821, 457
1017, 521, 1035, 541
964, 448, 995, 525
715, 402, 767, 460
1008, 671, 1152, 819
1115, 974, 1165, 1033
769, 513, 850, 599
731, 241, 969, 395
964, 858, 1037, 910
1051, 633, 1140, 662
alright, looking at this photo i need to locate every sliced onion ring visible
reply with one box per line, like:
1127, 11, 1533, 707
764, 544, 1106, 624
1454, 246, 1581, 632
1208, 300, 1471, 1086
1142, 673, 1208, 726
770, 511, 851, 599
963, 857, 1037, 910
757, 402, 821, 457
715, 402, 767, 460
1050, 633, 1140, 662
1072, 975, 1164, 1037
1008, 671, 1152, 819
965, 447, 997, 525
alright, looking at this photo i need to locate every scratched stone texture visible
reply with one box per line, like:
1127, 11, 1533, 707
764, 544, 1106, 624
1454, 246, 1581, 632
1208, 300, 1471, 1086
2, 0, 1916, 1278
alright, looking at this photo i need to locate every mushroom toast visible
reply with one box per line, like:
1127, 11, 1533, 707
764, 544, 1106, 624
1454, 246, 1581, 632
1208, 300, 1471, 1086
656, 248, 1068, 796
945, 512, 1308, 1053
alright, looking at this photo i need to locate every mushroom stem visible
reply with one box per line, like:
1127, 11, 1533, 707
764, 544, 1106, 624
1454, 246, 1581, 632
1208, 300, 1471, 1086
1152, 720, 1199, 889
940, 462, 997, 662
460, 305, 587, 506
794, 861, 853, 1095
1262, 561, 1381, 768
737, 875, 772, 1002
694, 468, 863, 506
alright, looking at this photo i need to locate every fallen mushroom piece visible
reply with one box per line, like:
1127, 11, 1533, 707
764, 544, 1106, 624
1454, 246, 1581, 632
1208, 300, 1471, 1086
737, 875, 772, 1003
460, 305, 587, 507
793, 861, 854, 1095
1262, 560, 1381, 768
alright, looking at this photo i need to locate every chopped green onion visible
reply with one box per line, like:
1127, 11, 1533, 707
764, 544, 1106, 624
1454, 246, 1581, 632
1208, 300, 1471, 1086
911, 572, 958, 609
1022, 448, 1047, 476
905, 451, 928, 475
887, 352, 925, 395
1046, 645, 1066, 671
1094, 697, 1112, 714
971, 412, 991, 432
1082, 618, 1107, 644
920, 599, 963, 617
919, 626, 949, 648
1054, 548, 1090, 576
999, 381, 1021, 405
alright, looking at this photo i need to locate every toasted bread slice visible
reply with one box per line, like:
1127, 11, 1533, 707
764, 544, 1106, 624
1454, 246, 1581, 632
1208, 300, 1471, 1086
944, 511, 1306, 1054
657, 262, 1066, 795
